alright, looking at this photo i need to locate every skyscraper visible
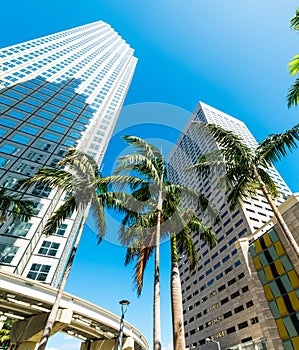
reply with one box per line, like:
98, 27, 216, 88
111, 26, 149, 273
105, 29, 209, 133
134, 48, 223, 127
0, 21, 137, 286
168, 102, 292, 349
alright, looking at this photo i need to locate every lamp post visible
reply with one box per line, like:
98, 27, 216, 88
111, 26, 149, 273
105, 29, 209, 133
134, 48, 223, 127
205, 338, 221, 350
117, 300, 130, 350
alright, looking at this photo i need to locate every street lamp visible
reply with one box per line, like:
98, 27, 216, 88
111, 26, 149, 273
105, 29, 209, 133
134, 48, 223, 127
117, 300, 130, 350
205, 338, 221, 350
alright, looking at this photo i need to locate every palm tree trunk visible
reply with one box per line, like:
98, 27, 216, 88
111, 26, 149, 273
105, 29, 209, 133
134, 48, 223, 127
37, 209, 89, 350
154, 190, 162, 350
170, 235, 185, 350
254, 168, 299, 259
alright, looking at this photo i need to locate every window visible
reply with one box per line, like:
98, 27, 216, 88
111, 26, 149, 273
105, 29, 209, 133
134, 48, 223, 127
0, 144, 20, 155
16, 163, 35, 176
11, 133, 31, 145
32, 184, 52, 197
27, 263, 51, 281
38, 241, 60, 256
30, 118, 46, 127
242, 286, 249, 293
0, 243, 19, 263
227, 326, 236, 334
55, 224, 67, 236
6, 222, 32, 237
246, 300, 254, 308
238, 321, 248, 330
43, 132, 59, 142
50, 125, 65, 133
34, 140, 53, 151
231, 291, 240, 299
37, 110, 53, 120
234, 305, 244, 313
0, 157, 10, 168
221, 297, 229, 305
17, 103, 34, 112
25, 151, 45, 163
21, 125, 38, 135
250, 317, 259, 325
224, 311, 232, 319
0, 117, 17, 127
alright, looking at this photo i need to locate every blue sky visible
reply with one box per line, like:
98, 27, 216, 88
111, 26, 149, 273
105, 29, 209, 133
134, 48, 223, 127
1, 1, 299, 349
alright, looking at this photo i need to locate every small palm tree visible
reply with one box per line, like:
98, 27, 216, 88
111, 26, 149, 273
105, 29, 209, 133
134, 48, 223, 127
20, 148, 120, 350
287, 7, 299, 108
0, 188, 33, 223
191, 122, 299, 259
114, 136, 217, 350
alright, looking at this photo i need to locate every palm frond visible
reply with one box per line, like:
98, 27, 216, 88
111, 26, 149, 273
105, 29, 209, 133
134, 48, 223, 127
19, 168, 74, 192
185, 150, 224, 177
90, 196, 106, 244
122, 135, 162, 160
290, 8, 299, 30
42, 196, 78, 236
114, 154, 160, 182
256, 123, 299, 164
287, 78, 299, 108
288, 54, 299, 76
258, 168, 279, 199
0, 188, 34, 222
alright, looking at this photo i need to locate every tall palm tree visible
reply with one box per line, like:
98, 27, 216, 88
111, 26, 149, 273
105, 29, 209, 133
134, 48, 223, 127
0, 187, 33, 223
20, 148, 121, 350
191, 122, 299, 259
287, 7, 299, 108
114, 136, 217, 350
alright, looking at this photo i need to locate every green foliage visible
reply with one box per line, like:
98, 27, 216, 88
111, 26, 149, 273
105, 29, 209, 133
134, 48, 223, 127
0, 188, 34, 223
287, 7, 299, 107
191, 122, 299, 210
115, 136, 217, 295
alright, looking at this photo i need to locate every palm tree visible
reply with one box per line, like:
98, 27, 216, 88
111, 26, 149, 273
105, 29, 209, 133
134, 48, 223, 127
0, 187, 33, 223
20, 148, 121, 350
114, 136, 217, 350
191, 122, 299, 259
287, 7, 299, 108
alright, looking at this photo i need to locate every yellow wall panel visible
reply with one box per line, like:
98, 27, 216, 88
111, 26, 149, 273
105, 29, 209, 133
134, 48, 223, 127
263, 233, 272, 247
274, 260, 286, 275
254, 240, 263, 254
288, 270, 299, 289
276, 297, 289, 317
263, 284, 274, 301
288, 291, 299, 311
253, 256, 263, 271
274, 241, 285, 257
275, 318, 289, 340
291, 336, 299, 349
264, 265, 274, 282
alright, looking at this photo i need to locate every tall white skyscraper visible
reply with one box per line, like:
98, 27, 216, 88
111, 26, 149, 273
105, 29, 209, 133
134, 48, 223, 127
168, 102, 292, 350
0, 21, 137, 286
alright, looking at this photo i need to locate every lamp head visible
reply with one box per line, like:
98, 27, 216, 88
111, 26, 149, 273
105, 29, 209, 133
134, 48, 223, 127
119, 300, 130, 306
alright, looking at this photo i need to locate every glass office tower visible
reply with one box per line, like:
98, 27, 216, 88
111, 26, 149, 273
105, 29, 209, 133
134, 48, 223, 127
0, 21, 137, 286
168, 102, 292, 350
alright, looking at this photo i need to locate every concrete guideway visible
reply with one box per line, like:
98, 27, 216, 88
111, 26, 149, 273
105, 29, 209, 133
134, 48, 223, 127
0, 270, 148, 350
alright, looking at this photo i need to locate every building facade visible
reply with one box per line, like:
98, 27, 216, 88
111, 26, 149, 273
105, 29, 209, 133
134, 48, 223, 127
168, 102, 292, 349
239, 194, 299, 350
0, 21, 137, 286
